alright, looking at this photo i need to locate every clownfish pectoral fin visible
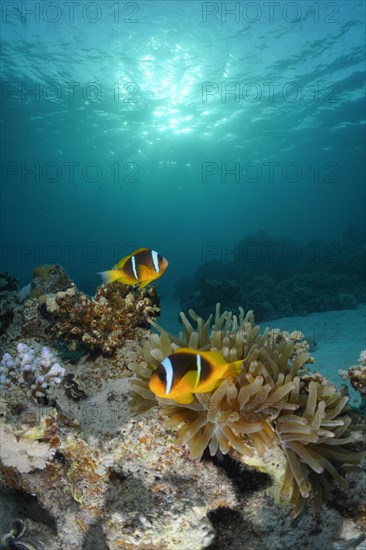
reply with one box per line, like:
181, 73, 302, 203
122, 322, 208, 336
138, 279, 151, 289
98, 270, 122, 285
225, 359, 243, 378
170, 370, 200, 401
137, 263, 152, 280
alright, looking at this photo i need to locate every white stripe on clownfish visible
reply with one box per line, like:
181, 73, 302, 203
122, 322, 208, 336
131, 255, 138, 279
151, 250, 159, 272
195, 354, 202, 388
162, 356, 174, 395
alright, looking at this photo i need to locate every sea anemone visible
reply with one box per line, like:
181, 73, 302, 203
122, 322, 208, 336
129, 305, 365, 516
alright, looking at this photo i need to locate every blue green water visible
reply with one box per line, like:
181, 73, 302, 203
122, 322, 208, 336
1, 0, 365, 300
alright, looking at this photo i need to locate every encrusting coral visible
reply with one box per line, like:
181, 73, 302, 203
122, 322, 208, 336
129, 304, 366, 517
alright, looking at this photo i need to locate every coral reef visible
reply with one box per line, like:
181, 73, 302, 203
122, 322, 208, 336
18, 282, 31, 303
0, 424, 56, 474
18, 264, 160, 356
1, 264, 365, 549
105, 419, 218, 549
177, 230, 366, 321
129, 305, 366, 517
49, 280, 160, 355
339, 350, 366, 409
0, 342, 65, 403
61, 436, 111, 511
0, 379, 230, 549
0, 272, 22, 349
30, 264, 73, 298
337, 292, 358, 310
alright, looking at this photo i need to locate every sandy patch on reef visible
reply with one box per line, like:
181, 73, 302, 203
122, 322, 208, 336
266, 304, 366, 402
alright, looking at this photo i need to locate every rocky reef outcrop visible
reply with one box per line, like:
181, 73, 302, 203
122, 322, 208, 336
14, 264, 161, 356
0, 272, 22, 349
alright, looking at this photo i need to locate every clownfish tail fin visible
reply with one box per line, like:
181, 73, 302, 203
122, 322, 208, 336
98, 270, 121, 285
225, 359, 243, 378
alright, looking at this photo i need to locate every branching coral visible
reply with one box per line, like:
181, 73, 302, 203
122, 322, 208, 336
129, 305, 365, 517
0, 342, 65, 402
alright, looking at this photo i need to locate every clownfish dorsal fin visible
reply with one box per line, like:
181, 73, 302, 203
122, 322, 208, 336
115, 248, 148, 269
115, 255, 130, 269
199, 350, 227, 366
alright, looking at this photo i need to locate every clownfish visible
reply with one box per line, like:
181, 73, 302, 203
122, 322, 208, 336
149, 347, 243, 404
99, 248, 168, 289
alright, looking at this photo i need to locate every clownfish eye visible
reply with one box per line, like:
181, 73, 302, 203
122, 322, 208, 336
158, 254, 163, 262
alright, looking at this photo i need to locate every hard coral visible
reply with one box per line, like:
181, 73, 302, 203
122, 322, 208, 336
30, 264, 72, 298
21, 264, 161, 356
129, 305, 365, 517
0, 423, 56, 473
339, 350, 366, 405
0, 342, 65, 403
53, 280, 160, 356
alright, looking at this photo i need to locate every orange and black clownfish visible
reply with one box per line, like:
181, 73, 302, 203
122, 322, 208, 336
99, 248, 168, 289
149, 348, 243, 404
